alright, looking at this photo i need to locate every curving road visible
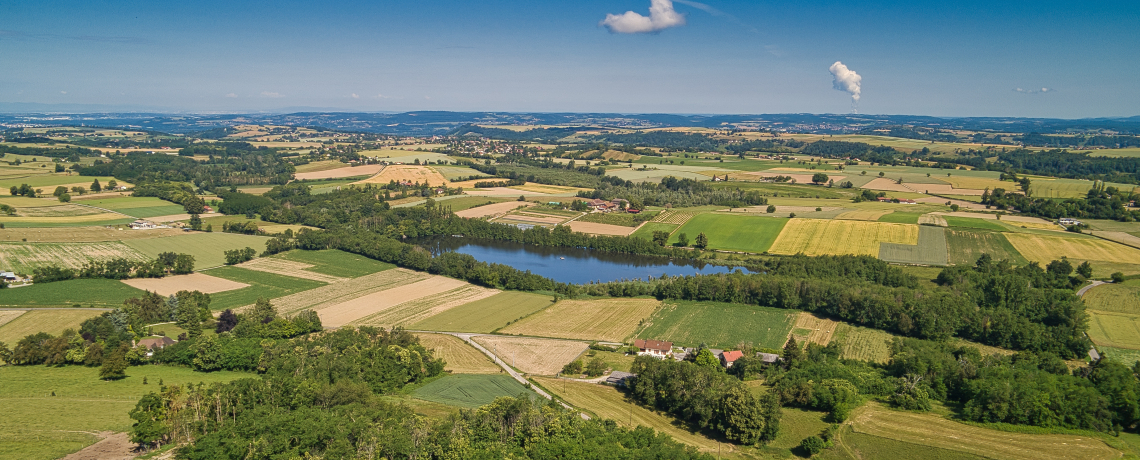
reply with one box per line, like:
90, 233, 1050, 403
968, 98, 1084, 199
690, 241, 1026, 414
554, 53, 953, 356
1077, 280, 1107, 297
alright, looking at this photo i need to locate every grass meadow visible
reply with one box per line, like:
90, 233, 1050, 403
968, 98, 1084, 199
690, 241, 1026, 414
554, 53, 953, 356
636, 300, 796, 349
944, 229, 1028, 266
1087, 310, 1140, 350
832, 323, 895, 363
1083, 280, 1140, 314
629, 222, 678, 240
411, 291, 554, 333
272, 249, 395, 278
499, 298, 660, 342
668, 213, 787, 253
943, 216, 1008, 231
412, 374, 536, 408
77, 197, 184, 218
0, 309, 105, 343
124, 232, 270, 269
878, 225, 949, 265
0, 365, 251, 460
203, 266, 327, 311
0, 278, 146, 308
877, 211, 923, 224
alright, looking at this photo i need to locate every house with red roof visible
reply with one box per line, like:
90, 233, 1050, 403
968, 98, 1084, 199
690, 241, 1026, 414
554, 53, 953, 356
719, 350, 744, 368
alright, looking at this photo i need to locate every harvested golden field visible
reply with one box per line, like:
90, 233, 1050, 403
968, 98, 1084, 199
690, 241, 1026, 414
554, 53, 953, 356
532, 377, 732, 455
565, 221, 636, 236
121, 273, 250, 296
471, 336, 587, 375
266, 268, 429, 317
0, 226, 183, 243
915, 196, 988, 210
0, 242, 147, 273
294, 164, 384, 180
1005, 233, 1140, 265
454, 201, 533, 218
500, 298, 660, 342
601, 150, 639, 161
0, 310, 26, 328
904, 182, 986, 196
237, 257, 345, 283
789, 312, 838, 346
494, 212, 566, 226
850, 403, 1120, 460
317, 275, 469, 327
835, 210, 892, 221
349, 284, 500, 328
0, 212, 129, 225
860, 178, 917, 192
353, 165, 449, 187
1090, 231, 1140, 250
414, 333, 500, 374
769, 219, 919, 257
0, 309, 104, 343
942, 175, 1008, 191
411, 291, 554, 333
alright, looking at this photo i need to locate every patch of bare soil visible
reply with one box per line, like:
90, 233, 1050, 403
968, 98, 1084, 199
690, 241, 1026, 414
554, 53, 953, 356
60, 431, 136, 460
121, 273, 250, 296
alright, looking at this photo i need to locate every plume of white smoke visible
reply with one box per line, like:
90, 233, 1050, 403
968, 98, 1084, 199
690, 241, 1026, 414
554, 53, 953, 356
829, 61, 862, 106
601, 0, 686, 34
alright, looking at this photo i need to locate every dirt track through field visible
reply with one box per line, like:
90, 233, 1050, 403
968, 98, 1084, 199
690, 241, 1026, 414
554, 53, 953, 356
349, 283, 500, 328
471, 335, 588, 375
121, 273, 250, 296
59, 431, 136, 460
238, 257, 345, 283
264, 268, 429, 317
317, 275, 469, 327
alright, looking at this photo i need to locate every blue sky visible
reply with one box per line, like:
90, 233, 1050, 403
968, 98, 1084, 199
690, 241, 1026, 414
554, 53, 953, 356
1, 0, 1137, 117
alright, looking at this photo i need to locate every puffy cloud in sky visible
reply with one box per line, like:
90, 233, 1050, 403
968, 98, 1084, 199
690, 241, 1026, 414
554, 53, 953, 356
1015, 87, 1052, 94
600, 0, 686, 34
829, 61, 862, 102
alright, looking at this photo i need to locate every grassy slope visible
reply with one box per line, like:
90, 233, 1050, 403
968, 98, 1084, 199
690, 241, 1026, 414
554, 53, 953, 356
203, 266, 327, 310
0, 365, 251, 460
411, 291, 553, 333
412, 374, 535, 408
0, 278, 146, 308
636, 300, 796, 349
1083, 280, 1140, 314
668, 213, 788, 253
878, 225, 949, 265
123, 232, 270, 269
944, 229, 1028, 266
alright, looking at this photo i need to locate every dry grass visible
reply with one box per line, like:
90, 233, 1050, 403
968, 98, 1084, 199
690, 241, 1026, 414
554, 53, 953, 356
0, 242, 147, 273
350, 284, 500, 328
0, 310, 27, 329
0, 212, 130, 225
0, 226, 184, 243
263, 268, 428, 317
471, 336, 587, 375
294, 160, 353, 174
835, 210, 892, 221
789, 312, 838, 346
294, 164, 384, 180
942, 176, 1009, 191
849, 402, 1120, 460
651, 210, 698, 225
1087, 310, 1140, 350
120, 273, 250, 296
918, 213, 948, 226
500, 298, 660, 342
833, 323, 894, 363
859, 178, 916, 192
455, 201, 533, 218
1005, 233, 1140, 265
915, 196, 988, 210
237, 257, 345, 283
1090, 231, 1140, 250
316, 275, 469, 327
353, 165, 449, 187
414, 333, 501, 374
769, 219, 919, 257
494, 213, 566, 226
565, 221, 636, 236
510, 183, 585, 194
0, 310, 104, 343
12, 205, 105, 218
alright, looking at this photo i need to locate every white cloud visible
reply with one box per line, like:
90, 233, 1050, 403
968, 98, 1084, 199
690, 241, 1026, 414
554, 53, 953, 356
1015, 87, 1052, 94
600, 0, 686, 34
60, 91, 67, 94
224, 93, 238, 98
377, 94, 391, 99
260, 91, 283, 98
351, 93, 359, 99
829, 61, 862, 102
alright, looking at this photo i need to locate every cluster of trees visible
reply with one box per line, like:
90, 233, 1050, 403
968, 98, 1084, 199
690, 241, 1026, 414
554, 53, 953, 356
983, 183, 1140, 222
78, 148, 294, 187
800, 141, 903, 165
1016, 133, 1140, 149
933, 149, 1140, 185
579, 175, 769, 208
132, 181, 206, 213
449, 124, 583, 142
585, 131, 726, 152
220, 220, 260, 235
213, 189, 273, 216
32, 252, 194, 283
223, 247, 257, 265
628, 356, 782, 445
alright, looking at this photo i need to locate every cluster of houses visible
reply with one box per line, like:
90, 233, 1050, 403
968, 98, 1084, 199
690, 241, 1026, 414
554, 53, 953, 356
584, 198, 635, 213
876, 197, 918, 204
632, 339, 780, 368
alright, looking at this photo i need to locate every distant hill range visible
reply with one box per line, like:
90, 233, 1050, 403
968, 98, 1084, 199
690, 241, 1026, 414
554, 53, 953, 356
1, 109, 1138, 136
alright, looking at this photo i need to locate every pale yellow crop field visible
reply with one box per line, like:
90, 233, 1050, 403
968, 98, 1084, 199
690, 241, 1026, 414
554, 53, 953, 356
353, 165, 449, 187
414, 333, 501, 374
769, 219, 919, 257
499, 298, 660, 342
470, 336, 587, 375
0, 241, 147, 273
1005, 233, 1140, 265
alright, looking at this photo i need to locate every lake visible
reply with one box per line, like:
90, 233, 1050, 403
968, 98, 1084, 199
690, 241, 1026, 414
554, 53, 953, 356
420, 237, 752, 284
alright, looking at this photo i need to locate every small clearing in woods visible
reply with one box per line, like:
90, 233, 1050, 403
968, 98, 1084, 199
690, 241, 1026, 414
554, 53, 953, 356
121, 273, 250, 296
349, 284, 500, 328
789, 312, 838, 346
454, 201, 533, 218
316, 275, 469, 327
414, 333, 500, 374
470, 336, 587, 375
237, 257, 345, 283
500, 298, 659, 342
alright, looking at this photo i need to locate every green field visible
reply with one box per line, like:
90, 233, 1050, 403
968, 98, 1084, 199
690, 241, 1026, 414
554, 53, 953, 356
76, 197, 185, 218
0, 174, 119, 190
668, 213, 787, 253
878, 226, 948, 265
878, 212, 922, 224
1084, 280, 1140, 314
123, 232, 269, 269
434, 196, 507, 212
832, 323, 895, 363
0, 217, 136, 228
1088, 310, 1140, 350
629, 222, 678, 240
635, 300, 796, 349
943, 216, 1007, 231
1031, 178, 1136, 199
768, 407, 832, 452
411, 374, 536, 408
0, 309, 106, 344
0, 278, 146, 308
1098, 346, 1140, 367
816, 430, 986, 460
411, 291, 553, 333
0, 365, 251, 460
945, 229, 1028, 266
272, 249, 395, 278
203, 266, 328, 310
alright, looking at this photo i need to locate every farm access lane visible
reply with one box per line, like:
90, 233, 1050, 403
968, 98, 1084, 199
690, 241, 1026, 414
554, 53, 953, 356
1077, 280, 1108, 297
408, 329, 586, 417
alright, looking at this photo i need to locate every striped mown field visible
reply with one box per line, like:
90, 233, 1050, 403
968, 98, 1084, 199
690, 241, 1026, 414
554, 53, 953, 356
769, 219, 918, 257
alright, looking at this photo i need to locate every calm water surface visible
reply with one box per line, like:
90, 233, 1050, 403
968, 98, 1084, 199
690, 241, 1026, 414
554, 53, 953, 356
420, 237, 751, 284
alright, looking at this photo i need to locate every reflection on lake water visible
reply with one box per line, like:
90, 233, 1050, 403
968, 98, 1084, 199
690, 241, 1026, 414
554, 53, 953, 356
418, 237, 752, 284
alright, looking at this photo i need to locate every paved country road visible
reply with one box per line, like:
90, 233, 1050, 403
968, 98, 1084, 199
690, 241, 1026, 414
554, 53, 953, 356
1077, 280, 1107, 297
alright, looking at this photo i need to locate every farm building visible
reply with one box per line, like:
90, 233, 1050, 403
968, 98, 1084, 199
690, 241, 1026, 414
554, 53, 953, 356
129, 220, 158, 229
1059, 218, 1083, 226
135, 336, 176, 356
1, 271, 17, 281
634, 339, 673, 358
719, 350, 744, 367
605, 371, 636, 387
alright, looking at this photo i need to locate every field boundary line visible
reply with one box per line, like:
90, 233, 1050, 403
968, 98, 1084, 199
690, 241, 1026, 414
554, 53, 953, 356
71, 203, 134, 219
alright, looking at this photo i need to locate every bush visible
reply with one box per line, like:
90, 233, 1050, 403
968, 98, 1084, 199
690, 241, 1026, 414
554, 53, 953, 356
562, 360, 583, 375
800, 435, 828, 456
1112, 272, 1126, 283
